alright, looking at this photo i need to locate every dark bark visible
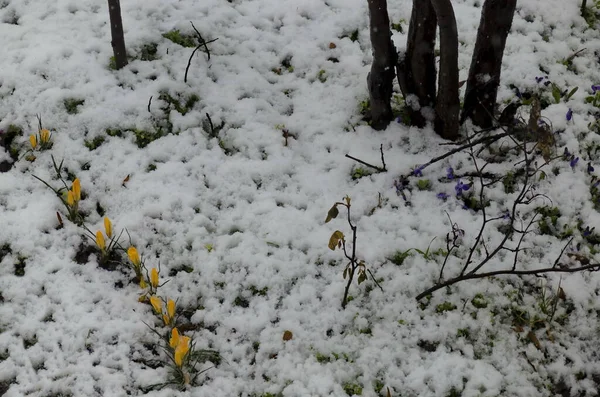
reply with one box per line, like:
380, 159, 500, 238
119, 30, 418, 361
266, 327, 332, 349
431, 0, 460, 140
397, 0, 437, 127
460, 0, 517, 127
107, 0, 128, 69
366, 0, 397, 130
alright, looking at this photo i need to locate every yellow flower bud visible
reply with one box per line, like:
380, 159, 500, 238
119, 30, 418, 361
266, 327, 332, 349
104, 217, 112, 239
127, 246, 141, 267
40, 129, 51, 143
170, 328, 180, 349
174, 336, 190, 367
67, 190, 75, 206
29, 135, 37, 149
162, 314, 170, 325
149, 295, 162, 314
150, 268, 159, 289
139, 278, 147, 289
167, 299, 176, 321
95, 231, 105, 251
72, 178, 81, 202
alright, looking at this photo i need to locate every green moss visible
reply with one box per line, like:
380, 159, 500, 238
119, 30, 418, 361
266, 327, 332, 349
317, 69, 327, 83
351, 167, 371, 180
140, 43, 159, 61
315, 352, 330, 363
233, 296, 249, 308
502, 172, 516, 193
343, 382, 363, 396
436, 301, 457, 313
471, 293, 488, 309
14, 256, 26, 277
456, 328, 470, 338
64, 98, 85, 114
158, 91, 199, 115
133, 129, 164, 148
162, 30, 197, 48
249, 286, 268, 296
105, 128, 124, 137
84, 136, 105, 151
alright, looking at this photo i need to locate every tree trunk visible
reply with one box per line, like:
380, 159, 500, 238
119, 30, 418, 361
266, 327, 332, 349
366, 0, 397, 130
431, 0, 459, 140
397, 0, 437, 127
460, 0, 517, 127
107, 0, 128, 69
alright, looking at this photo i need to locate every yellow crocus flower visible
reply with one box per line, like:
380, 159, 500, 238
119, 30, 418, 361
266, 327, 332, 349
67, 190, 75, 206
72, 178, 81, 202
149, 295, 162, 314
127, 246, 141, 267
104, 217, 113, 239
150, 268, 159, 288
174, 336, 190, 367
95, 231, 105, 250
39, 129, 51, 143
162, 313, 170, 325
29, 135, 37, 149
167, 299, 176, 320
170, 328, 180, 348
139, 278, 147, 289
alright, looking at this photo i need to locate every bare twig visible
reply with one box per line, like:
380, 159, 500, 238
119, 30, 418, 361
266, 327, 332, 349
346, 144, 387, 172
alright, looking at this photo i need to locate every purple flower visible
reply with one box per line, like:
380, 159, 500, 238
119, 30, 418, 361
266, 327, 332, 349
583, 226, 594, 237
455, 180, 471, 196
446, 167, 455, 180
563, 147, 571, 159
588, 163, 595, 174
570, 156, 579, 169
502, 210, 511, 220
412, 165, 425, 177
566, 108, 573, 121
592, 85, 600, 94
535, 76, 544, 83
437, 192, 449, 201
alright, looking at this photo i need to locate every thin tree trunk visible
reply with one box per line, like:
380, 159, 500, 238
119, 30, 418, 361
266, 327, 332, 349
431, 0, 459, 140
107, 0, 128, 69
366, 0, 397, 130
397, 0, 437, 127
460, 0, 517, 127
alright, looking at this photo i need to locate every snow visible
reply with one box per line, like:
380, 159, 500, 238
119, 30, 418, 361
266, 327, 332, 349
1, 0, 600, 396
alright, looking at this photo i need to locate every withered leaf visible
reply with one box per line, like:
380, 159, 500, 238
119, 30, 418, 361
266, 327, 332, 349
325, 205, 339, 223
527, 330, 542, 350
282, 330, 293, 341
328, 230, 344, 250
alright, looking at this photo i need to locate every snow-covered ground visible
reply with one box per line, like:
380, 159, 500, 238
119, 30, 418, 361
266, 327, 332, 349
1, 0, 600, 396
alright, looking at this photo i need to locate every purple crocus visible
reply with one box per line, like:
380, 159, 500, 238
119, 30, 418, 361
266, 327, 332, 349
588, 163, 595, 174
535, 76, 544, 83
412, 165, 425, 177
570, 156, 579, 169
592, 85, 600, 94
583, 226, 594, 237
455, 180, 470, 196
566, 108, 573, 121
437, 192, 449, 201
446, 167, 455, 180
